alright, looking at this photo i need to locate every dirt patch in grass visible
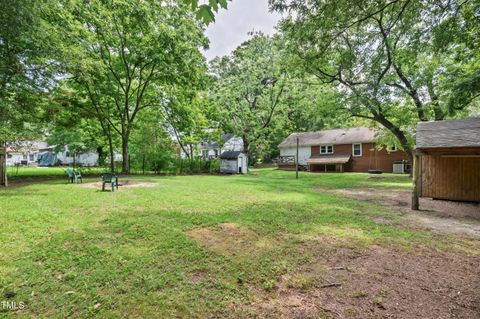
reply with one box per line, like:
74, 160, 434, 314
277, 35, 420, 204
320, 187, 480, 238
187, 223, 275, 257
247, 238, 480, 319
80, 180, 158, 189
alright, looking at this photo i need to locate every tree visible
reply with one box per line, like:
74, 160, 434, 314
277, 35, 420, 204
183, 0, 230, 25
44, 85, 106, 169
46, 0, 208, 173
129, 109, 177, 174
270, 0, 480, 161
160, 89, 214, 160
210, 33, 289, 162
0, 0, 56, 186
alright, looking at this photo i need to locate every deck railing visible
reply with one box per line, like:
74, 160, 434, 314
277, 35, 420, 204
278, 156, 295, 164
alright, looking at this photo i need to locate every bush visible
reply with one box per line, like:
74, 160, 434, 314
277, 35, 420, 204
168, 158, 219, 175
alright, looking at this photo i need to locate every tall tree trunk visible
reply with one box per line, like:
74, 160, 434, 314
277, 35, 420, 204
242, 136, 250, 170
121, 128, 130, 174
104, 123, 115, 173
0, 142, 7, 187
427, 84, 444, 121
107, 134, 115, 173
373, 114, 414, 175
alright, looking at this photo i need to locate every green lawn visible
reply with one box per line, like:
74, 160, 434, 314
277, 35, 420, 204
0, 169, 477, 317
6, 166, 109, 180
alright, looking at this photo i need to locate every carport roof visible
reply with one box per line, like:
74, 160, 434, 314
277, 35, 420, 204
416, 118, 480, 149
307, 155, 351, 164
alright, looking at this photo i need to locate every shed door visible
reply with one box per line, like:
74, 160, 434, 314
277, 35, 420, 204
237, 156, 242, 173
421, 155, 480, 202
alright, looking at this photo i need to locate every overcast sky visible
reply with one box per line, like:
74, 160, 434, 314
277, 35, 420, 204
203, 0, 282, 61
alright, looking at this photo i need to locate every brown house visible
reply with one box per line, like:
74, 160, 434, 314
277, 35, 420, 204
278, 127, 409, 173
412, 118, 480, 208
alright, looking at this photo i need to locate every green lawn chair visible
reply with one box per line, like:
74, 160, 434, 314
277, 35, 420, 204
65, 168, 82, 184
102, 173, 118, 192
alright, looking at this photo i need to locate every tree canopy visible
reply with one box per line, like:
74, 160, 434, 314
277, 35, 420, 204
44, 0, 208, 173
270, 0, 480, 158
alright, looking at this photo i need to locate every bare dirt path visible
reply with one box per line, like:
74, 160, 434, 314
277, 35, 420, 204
326, 187, 480, 238
188, 224, 480, 318
79, 180, 158, 189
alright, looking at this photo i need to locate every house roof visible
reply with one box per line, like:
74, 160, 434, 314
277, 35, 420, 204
202, 134, 236, 149
416, 118, 480, 149
279, 127, 376, 148
307, 155, 352, 164
220, 151, 244, 159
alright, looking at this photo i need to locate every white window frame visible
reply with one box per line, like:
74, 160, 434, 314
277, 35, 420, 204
388, 145, 397, 152
320, 144, 334, 154
352, 143, 362, 157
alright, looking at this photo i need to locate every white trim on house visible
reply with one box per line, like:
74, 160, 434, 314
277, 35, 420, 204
352, 143, 362, 157
388, 145, 397, 152
320, 145, 334, 154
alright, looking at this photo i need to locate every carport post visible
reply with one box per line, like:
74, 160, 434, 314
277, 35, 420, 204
295, 136, 299, 179
412, 152, 420, 210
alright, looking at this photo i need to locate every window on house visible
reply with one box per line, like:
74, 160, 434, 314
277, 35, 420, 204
29, 153, 34, 161
214, 149, 218, 158
22, 153, 27, 160
389, 145, 397, 152
320, 145, 333, 154
353, 143, 362, 156
7, 154, 12, 159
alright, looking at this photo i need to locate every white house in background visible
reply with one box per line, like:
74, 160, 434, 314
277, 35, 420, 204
55, 146, 99, 167
6, 141, 52, 166
181, 134, 244, 159
6, 141, 102, 167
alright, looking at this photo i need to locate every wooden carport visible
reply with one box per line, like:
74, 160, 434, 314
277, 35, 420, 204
307, 155, 351, 172
412, 119, 480, 209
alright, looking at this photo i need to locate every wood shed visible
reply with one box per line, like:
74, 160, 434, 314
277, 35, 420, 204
219, 151, 248, 174
412, 118, 480, 209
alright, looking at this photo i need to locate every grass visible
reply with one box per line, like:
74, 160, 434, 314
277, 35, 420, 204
6, 166, 109, 179
0, 168, 476, 317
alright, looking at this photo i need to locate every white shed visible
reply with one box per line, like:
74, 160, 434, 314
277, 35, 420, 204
219, 151, 248, 174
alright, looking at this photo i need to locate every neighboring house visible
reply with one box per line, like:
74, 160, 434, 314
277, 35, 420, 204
55, 146, 99, 167
6, 141, 52, 166
278, 127, 409, 173
6, 141, 101, 167
413, 118, 480, 205
199, 134, 243, 159
181, 134, 243, 159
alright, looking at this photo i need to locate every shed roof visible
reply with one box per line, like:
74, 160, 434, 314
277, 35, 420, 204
416, 118, 480, 149
220, 151, 244, 159
307, 155, 352, 164
279, 127, 376, 148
